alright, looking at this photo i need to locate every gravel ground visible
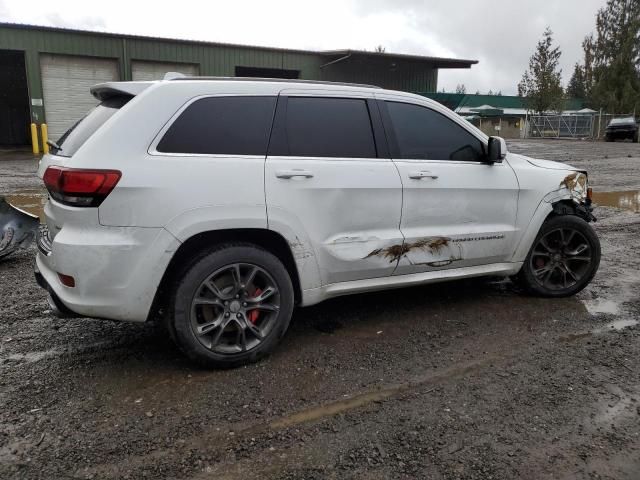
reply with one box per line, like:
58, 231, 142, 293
1, 139, 639, 479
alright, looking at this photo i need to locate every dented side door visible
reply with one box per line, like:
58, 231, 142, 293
376, 96, 520, 274
264, 90, 404, 286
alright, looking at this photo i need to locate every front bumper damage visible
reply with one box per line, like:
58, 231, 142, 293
552, 198, 596, 223
0, 196, 39, 261
553, 171, 596, 223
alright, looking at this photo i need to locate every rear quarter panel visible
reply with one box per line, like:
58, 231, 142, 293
68, 81, 284, 230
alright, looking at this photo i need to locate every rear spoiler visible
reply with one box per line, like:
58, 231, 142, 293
90, 81, 154, 101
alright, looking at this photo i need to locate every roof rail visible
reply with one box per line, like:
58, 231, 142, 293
169, 76, 381, 89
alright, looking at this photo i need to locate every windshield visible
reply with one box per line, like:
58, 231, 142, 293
50, 95, 132, 157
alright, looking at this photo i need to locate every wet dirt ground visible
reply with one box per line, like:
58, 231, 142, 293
1, 139, 639, 479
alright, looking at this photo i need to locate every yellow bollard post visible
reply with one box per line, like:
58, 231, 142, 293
30, 123, 40, 155
41, 124, 49, 154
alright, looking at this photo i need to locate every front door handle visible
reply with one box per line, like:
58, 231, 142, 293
275, 169, 314, 179
408, 171, 439, 180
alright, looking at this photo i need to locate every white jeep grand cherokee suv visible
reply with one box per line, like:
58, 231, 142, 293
35, 77, 600, 368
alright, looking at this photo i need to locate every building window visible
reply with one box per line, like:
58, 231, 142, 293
235, 66, 300, 79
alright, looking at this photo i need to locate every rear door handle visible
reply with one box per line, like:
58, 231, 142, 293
408, 171, 439, 179
275, 169, 314, 179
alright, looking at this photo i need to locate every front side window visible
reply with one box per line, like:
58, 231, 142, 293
386, 101, 485, 162
284, 97, 377, 158
157, 96, 276, 155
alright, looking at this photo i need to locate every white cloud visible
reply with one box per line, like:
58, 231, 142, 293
0, 0, 608, 94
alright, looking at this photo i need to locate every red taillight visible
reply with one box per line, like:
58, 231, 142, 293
43, 166, 121, 207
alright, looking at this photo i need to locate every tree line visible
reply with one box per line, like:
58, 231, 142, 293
452, 84, 502, 96
518, 0, 639, 114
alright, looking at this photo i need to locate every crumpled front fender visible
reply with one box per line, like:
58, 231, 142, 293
0, 196, 39, 261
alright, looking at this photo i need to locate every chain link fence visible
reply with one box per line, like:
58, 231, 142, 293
525, 113, 637, 140
527, 115, 594, 138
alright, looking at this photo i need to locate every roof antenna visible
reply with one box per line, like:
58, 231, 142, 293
163, 72, 186, 80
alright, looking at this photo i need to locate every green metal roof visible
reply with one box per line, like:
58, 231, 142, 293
469, 105, 504, 116
418, 92, 585, 111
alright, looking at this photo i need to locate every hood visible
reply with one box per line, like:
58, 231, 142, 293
523, 156, 578, 171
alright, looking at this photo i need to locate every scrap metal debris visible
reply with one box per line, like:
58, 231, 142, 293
0, 196, 39, 261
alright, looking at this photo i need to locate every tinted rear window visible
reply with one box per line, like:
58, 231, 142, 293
284, 97, 376, 158
52, 95, 131, 157
156, 96, 276, 155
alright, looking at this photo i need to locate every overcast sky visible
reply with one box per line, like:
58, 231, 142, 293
0, 0, 608, 95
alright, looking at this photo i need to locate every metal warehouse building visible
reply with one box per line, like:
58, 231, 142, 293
0, 22, 477, 146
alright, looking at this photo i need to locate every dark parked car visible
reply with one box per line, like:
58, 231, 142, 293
605, 117, 639, 142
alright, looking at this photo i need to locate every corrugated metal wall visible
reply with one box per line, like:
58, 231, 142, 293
0, 26, 126, 123
122, 36, 322, 79
321, 54, 438, 92
0, 24, 441, 126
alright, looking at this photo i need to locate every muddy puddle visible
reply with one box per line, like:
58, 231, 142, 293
593, 318, 639, 333
559, 317, 638, 343
583, 298, 620, 315
3, 188, 47, 222
592, 190, 640, 212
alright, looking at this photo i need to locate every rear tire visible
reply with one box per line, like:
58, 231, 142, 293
169, 243, 294, 368
517, 215, 600, 297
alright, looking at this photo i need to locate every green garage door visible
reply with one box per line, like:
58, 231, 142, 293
40, 54, 119, 140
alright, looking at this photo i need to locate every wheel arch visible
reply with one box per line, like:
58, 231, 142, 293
511, 196, 595, 263
147, 228, 303, 322
549, 199, 596, 222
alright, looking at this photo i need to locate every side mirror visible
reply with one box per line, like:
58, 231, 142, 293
487, 136, 507, 163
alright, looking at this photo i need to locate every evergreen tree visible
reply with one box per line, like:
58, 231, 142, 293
582, 34, 596, 97
567, 63, 587, 98
586, 0, 640, 112
455, 84, 466, 94
517, 27, 565, 114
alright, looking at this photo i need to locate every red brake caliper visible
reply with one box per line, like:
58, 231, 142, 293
247, 288, 262, 324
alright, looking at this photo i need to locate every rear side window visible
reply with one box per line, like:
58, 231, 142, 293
283, 97, 377, 158
157, 96, 276, 155
52, 95, 131, 158
386, 101, 485, 162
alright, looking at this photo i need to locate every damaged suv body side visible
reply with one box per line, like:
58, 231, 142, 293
34, 78, 600, 368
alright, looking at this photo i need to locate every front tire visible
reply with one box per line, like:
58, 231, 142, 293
169, 244, 294, 368
517, 215, 600, 297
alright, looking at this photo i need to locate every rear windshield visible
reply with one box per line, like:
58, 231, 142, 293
50, 95, 132, 157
